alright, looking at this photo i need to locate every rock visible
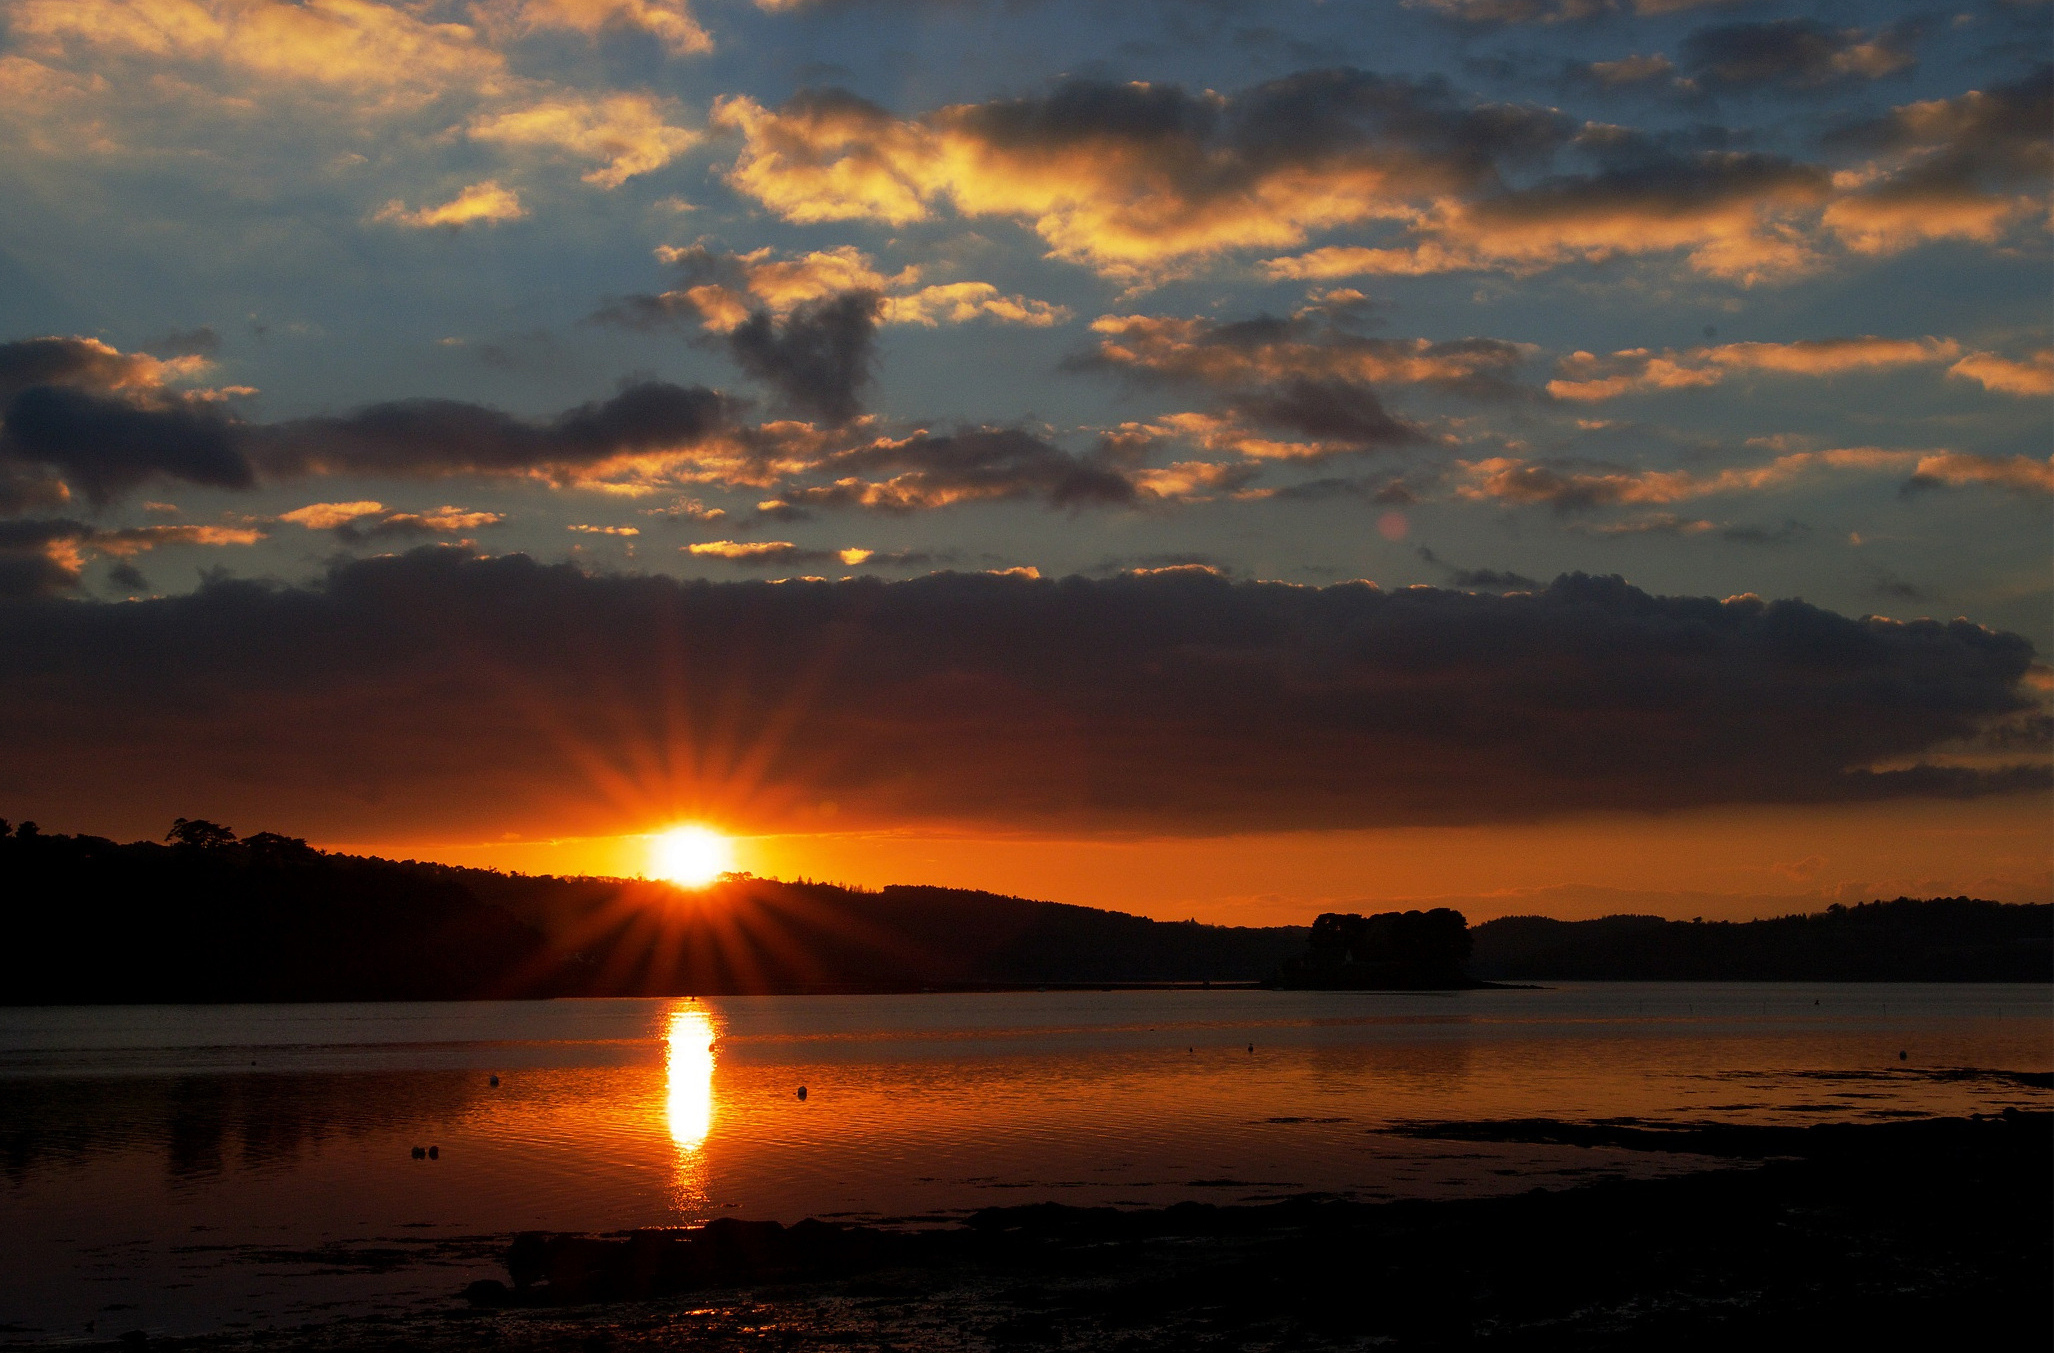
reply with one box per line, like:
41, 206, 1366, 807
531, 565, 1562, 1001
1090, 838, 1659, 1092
463, 1279, 512, 1307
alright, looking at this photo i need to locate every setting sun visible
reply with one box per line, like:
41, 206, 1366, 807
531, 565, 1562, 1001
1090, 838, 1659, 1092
651, 826, 734, 888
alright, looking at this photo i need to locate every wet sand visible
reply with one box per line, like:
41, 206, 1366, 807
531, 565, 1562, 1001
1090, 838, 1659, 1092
59, 1110, 2049, 1353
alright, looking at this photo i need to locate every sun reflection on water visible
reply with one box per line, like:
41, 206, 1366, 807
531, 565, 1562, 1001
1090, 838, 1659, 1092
665, 1006, 716, 1151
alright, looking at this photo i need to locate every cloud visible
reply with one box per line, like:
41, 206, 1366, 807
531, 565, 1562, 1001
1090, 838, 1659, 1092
1822, 67, 2052, 255
375, 181, 526, 228
468, 93, 700, 188
684, 540, 938, 568
1947, 350, 2054, 397
724, 291, 882, 426
776, 427, 1139, 512
712, 71, 1570, 281
254, 380, 740, 481
0, 335, 212, 401
1576, 54, 1676, 87
597, 244, 1068, 333
1416, 546, 1539, 590
2, 385, 256, 504
880, 283, 1069, 328
0, 552, 2038, 837
471, 0, 713, 57
0, 350, 743, 502
1073, 311, 1528, 457
1080, 313, 1531, 395
1680, 20, 1918, 90
0, 515, 262, 599
1905, 453, 2054, 498
1404, 0, 1735, 26
279, 501, 386, 530
1547, 335, 1962, 400
1453, 446, 1923, 510
1266, 150, 1834, 286
8, 0, 508, 100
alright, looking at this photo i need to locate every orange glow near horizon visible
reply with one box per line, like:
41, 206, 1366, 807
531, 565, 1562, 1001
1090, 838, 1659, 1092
665, 1006, 716, 1152
650, 825, 734, 887
350, 792, 2053, 928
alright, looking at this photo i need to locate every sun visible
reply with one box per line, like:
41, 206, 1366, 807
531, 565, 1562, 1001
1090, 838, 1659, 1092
650, 825, 734, 888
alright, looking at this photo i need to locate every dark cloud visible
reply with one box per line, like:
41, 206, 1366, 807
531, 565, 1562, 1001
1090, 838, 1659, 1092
793, 427, 1140, 512
1228, 379, 1421, 448
1416, 546, 1540, 590
259, 380, 737, 479
106, 562, 150, 593
0, 336, 174, 400
2, 386, 255, 504
0, 552, 2039, 839
152, 327, 222, 358
724, 291, 881, 426
0, 374, 740, 501
0, 518, 92, 599
1681, 20, 1918, 91
1829, 64, 2051, 182
1259, 476, 1417, 504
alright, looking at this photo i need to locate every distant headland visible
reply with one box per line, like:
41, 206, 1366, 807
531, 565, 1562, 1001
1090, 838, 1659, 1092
0, 818, 2045, 1003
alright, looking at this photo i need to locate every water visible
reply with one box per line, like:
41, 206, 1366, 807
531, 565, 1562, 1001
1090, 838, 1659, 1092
2, 985, 2047, 1343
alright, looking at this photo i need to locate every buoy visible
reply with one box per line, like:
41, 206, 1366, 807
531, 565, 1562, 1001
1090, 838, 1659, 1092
489, 1075, 500, 1088
796, 1086, 808, 1100
428, 1145, 440, 1159
1898, 1050, 1907, 1061
1247, 1043, 1255, 1053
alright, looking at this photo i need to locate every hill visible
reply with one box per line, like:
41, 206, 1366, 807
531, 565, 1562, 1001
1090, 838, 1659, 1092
1470, 899, 2051, 982
0, 820, 1304, 1003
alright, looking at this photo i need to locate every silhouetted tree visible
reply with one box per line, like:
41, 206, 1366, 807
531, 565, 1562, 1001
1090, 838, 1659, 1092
166, 817, 237, 849
1279, 909, 1474, 988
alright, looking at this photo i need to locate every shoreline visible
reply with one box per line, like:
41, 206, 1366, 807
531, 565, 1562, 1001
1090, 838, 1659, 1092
51, 1111, 2048, 1352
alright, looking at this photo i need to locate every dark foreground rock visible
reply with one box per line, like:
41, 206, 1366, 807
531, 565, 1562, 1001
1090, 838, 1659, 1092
66, 1111, 2053, 1352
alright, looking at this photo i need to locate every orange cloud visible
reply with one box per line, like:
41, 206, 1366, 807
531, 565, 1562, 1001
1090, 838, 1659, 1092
1947, 350, 2054, 398
1455, 446, 1923, 508
9, 0, 508, 100
0, 335, 212, 395
880, 283, 1069, 328
1085, 313, 1531, 389
1267, 153, 1834, 286
470, 0, 712, 56
624, 244, 1066, 332
279, 500, 384, 529
86, 523, 266, 556
469, 92, 700, 188
1547, 336, 1962, 401
712, 74, 1562, 281
1908, 453, 2054, 497
375, 180, 525, 228
687, 539, 801, 559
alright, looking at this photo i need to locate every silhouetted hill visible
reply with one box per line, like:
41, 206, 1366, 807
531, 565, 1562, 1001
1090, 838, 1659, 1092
0, 821, 1305, 1002
1471, 898, 2052, 982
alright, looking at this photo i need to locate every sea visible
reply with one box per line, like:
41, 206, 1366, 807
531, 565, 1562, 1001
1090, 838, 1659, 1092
2, 984, 2048, 1343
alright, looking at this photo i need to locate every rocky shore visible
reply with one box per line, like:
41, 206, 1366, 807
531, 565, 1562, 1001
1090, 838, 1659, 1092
66, 1111, 2050, 1352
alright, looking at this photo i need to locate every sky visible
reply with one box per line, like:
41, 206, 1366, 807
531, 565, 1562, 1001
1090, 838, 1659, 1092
0, 0, 2047, 924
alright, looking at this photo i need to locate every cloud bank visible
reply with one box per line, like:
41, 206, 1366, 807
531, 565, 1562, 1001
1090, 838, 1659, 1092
0, 551, 2039, 839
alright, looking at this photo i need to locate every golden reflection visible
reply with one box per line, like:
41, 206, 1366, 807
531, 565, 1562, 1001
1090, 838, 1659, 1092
665, 1006, 716, 1151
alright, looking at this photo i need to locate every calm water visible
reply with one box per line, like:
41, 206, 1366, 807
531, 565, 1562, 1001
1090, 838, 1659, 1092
2, 985, 2048, 1343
